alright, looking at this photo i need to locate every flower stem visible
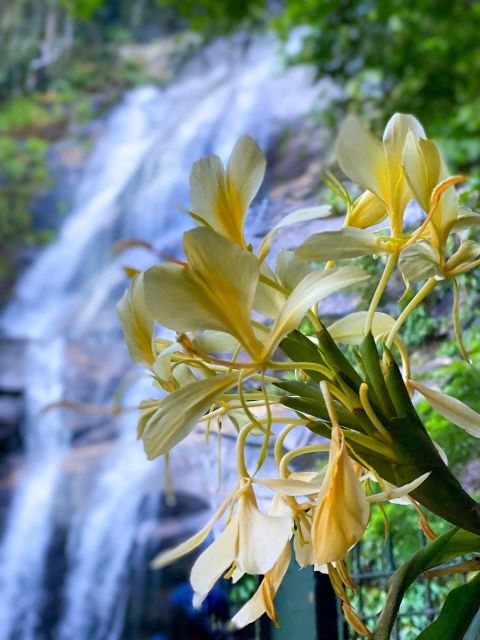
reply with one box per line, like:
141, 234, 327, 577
364, 253, 398, 335
385, 277, 438, 349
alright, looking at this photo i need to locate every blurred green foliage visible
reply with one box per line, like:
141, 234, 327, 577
274, 0, 480, 167
0, 135, 53, 293
162, 0, 480, 168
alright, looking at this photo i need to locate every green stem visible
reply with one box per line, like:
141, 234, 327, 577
385, 277, 438, 349
365, 253, 398, 334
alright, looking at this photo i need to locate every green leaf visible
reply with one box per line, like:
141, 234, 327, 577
415, 573, 480, 640
279, 331, 328, 383
372, 528, 480, 640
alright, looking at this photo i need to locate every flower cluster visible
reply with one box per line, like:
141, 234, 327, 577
118, 115, 480, 636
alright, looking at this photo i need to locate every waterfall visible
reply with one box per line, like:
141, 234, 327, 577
0, 35, 325, 639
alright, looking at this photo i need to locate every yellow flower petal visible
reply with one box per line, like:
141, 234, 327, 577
145, 228, 262, 358
117, 273, 155, 367
312, 427, 370, 564
237, 486, 293, 574
409, 380, 480, 438
403, 133, 442, 212
189, 135, 265, 246
264, 266, 369, 358
336, 115, 387, 202
347, 190, 387, 228
142, 372, 238, 458
231, 542, 291, 629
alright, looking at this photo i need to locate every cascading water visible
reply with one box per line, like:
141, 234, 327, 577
0, 35, 328, 639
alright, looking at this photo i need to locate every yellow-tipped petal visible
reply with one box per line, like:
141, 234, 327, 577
145, 228, 262, 358
231, 543, 291, 629
237, 486, 293, 574
328, 311, 396, 345
403, 133, 442, 212
264, 266, 369, 358
117, 273, 155, 367
189, 135, 265, 247
226, 135, 266, 238
312, 428, 370, 564
336, 115, 387, 202
137, 401, 160, 439
296, 227, 387, 262
409, 380, 480, 438
150, 493, 232, 569
190, 516, 238, 606
347, 190, 387, 228
184, 227, 263, 357
383, 114, 426, 228
142, 372, 238, 458
383, 113, 426, 159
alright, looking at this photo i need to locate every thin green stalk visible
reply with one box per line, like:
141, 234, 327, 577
385, 277, 438, 349
365, 253, 398, 334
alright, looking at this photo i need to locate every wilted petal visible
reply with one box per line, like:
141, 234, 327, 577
142, 372, 238, 458
312, 428, 370, 564
117, 273, 155, 367
237, 486, 293, 574
231, 542, 291, 629
409, 380, 480, 438
328, 311, 395, 345
296, 227, 387, 262
264, 266, 369, 357
191, 516, 238, 606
